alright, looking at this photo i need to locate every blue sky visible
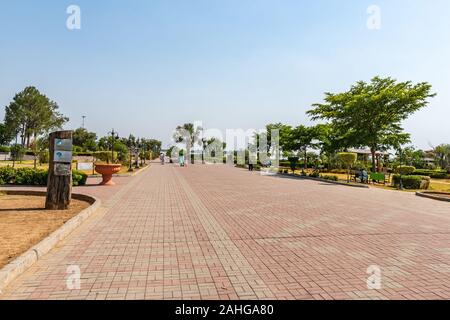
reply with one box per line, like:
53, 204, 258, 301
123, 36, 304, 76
1, 0, 449, 149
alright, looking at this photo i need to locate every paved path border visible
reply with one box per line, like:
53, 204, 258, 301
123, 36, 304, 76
416, 191, 450, 202
0, 191, 101, 293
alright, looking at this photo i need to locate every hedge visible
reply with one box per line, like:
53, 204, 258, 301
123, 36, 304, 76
0, 146, 10, 153
408, 169, 449, 179
0, 167, 88, 186
395, 166, 416, 175
392, 174, 430, 190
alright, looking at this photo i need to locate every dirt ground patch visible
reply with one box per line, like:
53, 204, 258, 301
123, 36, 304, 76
0, 194, 90, 269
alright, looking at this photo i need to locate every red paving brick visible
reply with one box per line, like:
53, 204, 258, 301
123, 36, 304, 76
1, 163, 450, 300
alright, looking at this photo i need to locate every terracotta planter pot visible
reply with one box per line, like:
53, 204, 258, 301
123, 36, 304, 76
94, 164, 122, 186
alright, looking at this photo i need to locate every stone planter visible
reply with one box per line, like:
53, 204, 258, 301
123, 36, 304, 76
94, 164, 122, 186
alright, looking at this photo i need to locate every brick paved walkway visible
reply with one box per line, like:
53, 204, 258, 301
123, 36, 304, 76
1, 164, 450, 300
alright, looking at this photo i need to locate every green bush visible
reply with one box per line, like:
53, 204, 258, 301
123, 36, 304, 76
9, 168, 48, 185
0, 166, 16, 184
0, 167, 87, 186
309, 171, 320, 178
0, 146, 11, 153
321, 174, 338, 181
72, 170, 88, 186
392, 174, 430, 190
396, 166, 416, 175
411, 169, 449, 179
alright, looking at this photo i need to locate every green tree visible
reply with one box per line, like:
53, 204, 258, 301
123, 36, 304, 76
433, 144, 450, 170
4, 86, 68, 148
337, 152, 357, 182
141, 139, 162, 158
73, 127, 98, 151
307, 77, 436, 172
0, 122, 14, 146
173, 123, 202, 163
281, 125, 319, 172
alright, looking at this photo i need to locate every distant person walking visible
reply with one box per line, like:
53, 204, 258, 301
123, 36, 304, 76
179, 151, 185, 167
248, 163, 254, 171
160, 153, 165, 165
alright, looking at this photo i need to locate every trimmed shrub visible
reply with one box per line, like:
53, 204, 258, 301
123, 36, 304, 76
396, 166, 416, 175
411, 169, 449, 179
392, 174, 430, 190
0, 166, 16, 184
0, 167, 87, 186
72, 170, 88, 186
12, 168, 48, 185
0, 146, 10, 153
309, 171, 320, 178
321, 174, 338, 181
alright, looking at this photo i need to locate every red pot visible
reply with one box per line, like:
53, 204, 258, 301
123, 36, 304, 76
95, 164, 122, 186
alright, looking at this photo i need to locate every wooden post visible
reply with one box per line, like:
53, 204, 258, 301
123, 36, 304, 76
45, 130, 73, 210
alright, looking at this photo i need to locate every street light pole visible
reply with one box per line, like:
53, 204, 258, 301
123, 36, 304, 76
108, 129, 118, 163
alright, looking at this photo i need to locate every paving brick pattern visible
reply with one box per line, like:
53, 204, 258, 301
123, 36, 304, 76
1, 164, 449, 300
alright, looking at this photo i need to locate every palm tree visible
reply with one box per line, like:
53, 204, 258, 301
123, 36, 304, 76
433, 144, 450, 170
173, 123, 202, 164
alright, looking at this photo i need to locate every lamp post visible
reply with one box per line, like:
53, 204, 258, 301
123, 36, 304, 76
128, 146, 135, 172
108, 129, 119, 163
142, 143, 146, 166
135, 139, 140, 169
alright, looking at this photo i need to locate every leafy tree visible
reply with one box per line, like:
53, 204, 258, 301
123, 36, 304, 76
433, 144, 450, 170
98, 135, 128, 162
10, 144, 25, 163
141, 139, 162, 158
337, 152, 357, 182
73, 127, 98, 151
281, 125, 320, 172
4, 86, 68, 148
397, 146, 426, 168
0, 122, 14, 146
307, 77, 436, 172
173, 123, 201, 163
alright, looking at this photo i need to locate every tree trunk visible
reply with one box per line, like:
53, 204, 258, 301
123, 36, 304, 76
371, 147, 377, 172
45, 131, 73, 210
304, 149, 308, 170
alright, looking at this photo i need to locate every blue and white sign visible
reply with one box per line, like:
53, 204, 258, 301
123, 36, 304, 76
55, 138, 73, 151
54, 151, 72, 163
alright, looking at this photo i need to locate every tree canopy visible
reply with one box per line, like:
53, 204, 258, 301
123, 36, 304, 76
307, 77, 436, 171
73, 127, 98, 151
3, 86, 68, 147
0, 122, 14, 146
